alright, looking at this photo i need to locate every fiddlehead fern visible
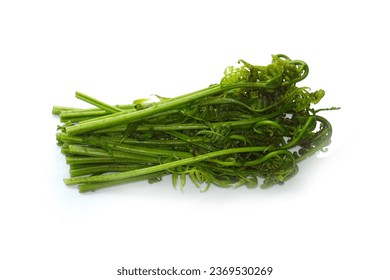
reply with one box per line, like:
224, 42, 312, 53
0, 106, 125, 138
55, 54, 338, 192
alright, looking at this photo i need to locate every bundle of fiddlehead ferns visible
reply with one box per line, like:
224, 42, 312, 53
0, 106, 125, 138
53, 54, 338, 192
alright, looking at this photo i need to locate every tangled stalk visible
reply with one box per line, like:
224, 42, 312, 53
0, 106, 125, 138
53, 54, 338, 192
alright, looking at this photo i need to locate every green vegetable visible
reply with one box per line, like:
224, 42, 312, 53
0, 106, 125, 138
53, 54, 338, 193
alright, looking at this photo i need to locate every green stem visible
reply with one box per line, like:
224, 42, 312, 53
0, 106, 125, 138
75, 91, 123, 113
58, 133, 192, 158
70, 164, 147, 177
52, 106, 78, 115
164, 131, 217, 152
65, 82, 275, 135
80, 102, 296, 137
78, 171, 168, 193
66, 145, 161, 163
77, 109, 136, 124
254, 120, 287, 134
64, 117, 315, 186
106, 137, 188, 147
66, 156, 148, 165
64, 145, 269, 185
60, 107, 136, 123
105, 142, 192, 159
243, 149, 295, 167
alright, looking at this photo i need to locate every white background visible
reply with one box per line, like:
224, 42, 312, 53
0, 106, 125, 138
1, 0, 389, 279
